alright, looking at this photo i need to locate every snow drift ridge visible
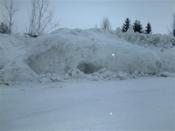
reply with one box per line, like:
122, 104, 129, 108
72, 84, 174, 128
0, 29, 175, 83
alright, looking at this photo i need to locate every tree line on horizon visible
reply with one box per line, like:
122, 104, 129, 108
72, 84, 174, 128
100, 17, 151, 34
0, 0, 175, 37
121, 18, 152, 34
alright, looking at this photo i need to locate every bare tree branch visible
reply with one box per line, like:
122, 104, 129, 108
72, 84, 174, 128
2, 0, 17, 34
28, 0, 54, 37
101, 17, 111, 32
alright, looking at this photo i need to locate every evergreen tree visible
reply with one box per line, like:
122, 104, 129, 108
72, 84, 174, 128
145, 22, 152, 34
133, 20, 143, 33
122, 18, 130, 32
173, 13, 175, 37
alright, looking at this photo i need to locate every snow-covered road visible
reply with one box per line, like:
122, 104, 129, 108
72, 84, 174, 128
0, 77, 175, 131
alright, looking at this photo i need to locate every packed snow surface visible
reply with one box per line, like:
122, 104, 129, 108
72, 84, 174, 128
0, 29, 175, 83
0, 30, 175, 130
0, 77, 174, 130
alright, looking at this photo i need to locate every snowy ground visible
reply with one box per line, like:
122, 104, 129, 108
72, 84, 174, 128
0, 28, 175, 131
0, 77, 175, 131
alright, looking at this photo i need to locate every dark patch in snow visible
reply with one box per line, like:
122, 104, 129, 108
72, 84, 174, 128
77, 62, 100, 74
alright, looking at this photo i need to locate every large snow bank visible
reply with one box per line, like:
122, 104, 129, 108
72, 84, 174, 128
0, 29, 175, 83
116, 28, 175, 48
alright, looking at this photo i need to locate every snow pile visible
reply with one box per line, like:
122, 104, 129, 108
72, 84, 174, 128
0, 29, 175, 83
116, 28, 175, 48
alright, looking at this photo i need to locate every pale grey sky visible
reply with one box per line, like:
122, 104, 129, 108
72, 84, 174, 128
1, 0, 175, 34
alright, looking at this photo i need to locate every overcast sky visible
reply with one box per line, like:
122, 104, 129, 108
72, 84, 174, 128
1, 0, 175, 34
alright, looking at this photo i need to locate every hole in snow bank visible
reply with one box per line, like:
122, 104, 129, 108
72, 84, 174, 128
77, 62, 100, 74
